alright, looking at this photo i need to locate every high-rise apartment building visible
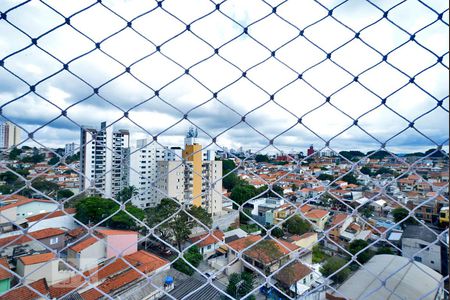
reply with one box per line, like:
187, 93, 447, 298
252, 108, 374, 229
64, 142, 78, 156
156, 128, 223, 215
0, 121, 21, 149
79, 122, 129, 199
129, 139, 165, 208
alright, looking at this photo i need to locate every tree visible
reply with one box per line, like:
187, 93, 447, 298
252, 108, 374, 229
291, 184, 298, 191
339, 151, 364, 161
271, 227, 284, 238
255, 154, 270, 163
283, 215, 311, 235
57, 189, 74, 199
48, 156, 60, 166
222, 159, 237, 174
342, 173, 357, 185
320, 256, 351, 284
348, 239, 374, 264
318, 173, 334, 181
32, 179, 59, 194
8, 147, 22, 160
258, 184, 284, 198
145, 198, 212, 251
360, 166, 372, 176
391, 207, 415, 226
375, 167, 394, 175
172, 245, 203, 275
230, 183, 258, 206
22, 153, 45, 164
376, 246, 394, 255
0, 171, 19, 185
226, 272, 255, 300
74, 197, 144, 230
117, 186, 138, 202
223, 172, 240, 190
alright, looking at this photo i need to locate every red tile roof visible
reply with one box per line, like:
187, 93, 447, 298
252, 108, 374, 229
79, 251, 169, 300
19, 253, 55, 266
0, 228, 65, 248
0, 278, 49, 300
305, 209, 329, 219
331, 214, 349, 226
244, 239, 299, 264
69, 236, 101, 253
190, 230, 224, 248
275, 261, 312, 286
26, 208, 76, 222
0, 258, 12, 281
227, 235, 262, 252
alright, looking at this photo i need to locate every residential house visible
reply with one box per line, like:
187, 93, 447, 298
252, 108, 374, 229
67, 229, 138, 271
0, 258, 12, 293
0, 278, 50, 300
190, 230, 224, 258
401, 225, 447, 276
288, 232, 318, 250
274, 261, 314, 297
25, 208, 78, 232
305, 209, 330, 231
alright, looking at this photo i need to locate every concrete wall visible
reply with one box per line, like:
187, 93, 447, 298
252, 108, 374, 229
292, 233, 318, 251
0, 207, 16, 224
402, 238, 441, 273
79, 240, 106, 270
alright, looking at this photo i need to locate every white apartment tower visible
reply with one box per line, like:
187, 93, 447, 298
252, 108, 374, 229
0, 121, 21, 149
79, 122, 130, 199
129, 139, 165, 208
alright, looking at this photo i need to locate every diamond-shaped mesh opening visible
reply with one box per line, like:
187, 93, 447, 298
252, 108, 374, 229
0, 0, 448, 299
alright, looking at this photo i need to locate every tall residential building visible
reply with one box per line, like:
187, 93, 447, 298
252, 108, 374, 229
0, 121, 21, 149
156, 128, 223, 215
79, 122, 129, 199
129, 139, 165, 208
64, 142, 78, 156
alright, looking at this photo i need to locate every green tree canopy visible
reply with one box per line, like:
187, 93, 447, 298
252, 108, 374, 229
348, 239, 374, 264
57, 189, 74, 199
320, 256, 351, 284
360, 166, 372, 176
318, 173, 335, 181
226, 272, 255, 300
145, 198, 212, 251
172, 245, 203, 275
391, 207, 416, 226
74, 196, 144, 230
283, 215, 311, 235
342, 173, 358, 185
255, 154, 270, 163
117, 186, 138, 202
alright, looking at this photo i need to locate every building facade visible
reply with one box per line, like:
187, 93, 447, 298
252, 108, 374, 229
79, 122, 130, 198
0, 121, 21, 149
129, 139, 165, 208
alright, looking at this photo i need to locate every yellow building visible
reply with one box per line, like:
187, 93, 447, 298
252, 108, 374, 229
183, 143, 203, 207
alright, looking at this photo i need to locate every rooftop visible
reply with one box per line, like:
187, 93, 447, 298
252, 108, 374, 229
0, 258, 12, 281
190, 230, 224, 248
19, 252, 55, 265
275, 261, 313, 287
402, 225, 441, 244
0, 278, 49, 300
328, 255, 443, 300
26, 208, 76, 222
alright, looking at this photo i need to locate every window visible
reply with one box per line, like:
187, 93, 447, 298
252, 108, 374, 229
50, 237, 59, 245
414, 256, 422, 262
430, 260, 434, 264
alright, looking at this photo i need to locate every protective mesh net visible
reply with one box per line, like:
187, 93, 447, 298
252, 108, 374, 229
0, 0, 448, 299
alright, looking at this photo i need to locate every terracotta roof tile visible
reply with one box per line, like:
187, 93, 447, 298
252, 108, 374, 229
305, 209, 329, 219
227, 235, 262, 252
0, 258, 12, 281
190, 230, 224, 248
19, 253, 55, 265
243, 239, 299, 264
0, 228, 65, 248
275, 261, 312, 286
69, 236, 101, 253
0, 278, 49, 300
26, 208, 76, 222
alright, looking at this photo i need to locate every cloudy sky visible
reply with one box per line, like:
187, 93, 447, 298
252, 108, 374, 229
0, 0, 448, 154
